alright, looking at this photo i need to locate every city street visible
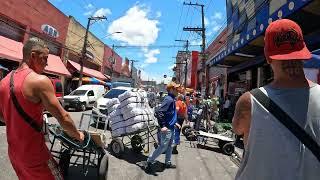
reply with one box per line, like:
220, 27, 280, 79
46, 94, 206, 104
0, 110, 239, 180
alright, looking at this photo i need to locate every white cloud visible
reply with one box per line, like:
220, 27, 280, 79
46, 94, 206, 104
204, 17, 210, 26
156, 11, 162, 18
85, 3, 94, 10
93, 8, 112, 17
83, 11, 93, 16
83, 3, 95, 16
144, 48, 160, 63
108, 5, 160, 46
212, 12, 223, 20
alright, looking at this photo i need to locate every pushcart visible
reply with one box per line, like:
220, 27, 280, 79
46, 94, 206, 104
48, 113, 109, 179
109, 124, 159, 158
196, 130, 235, 155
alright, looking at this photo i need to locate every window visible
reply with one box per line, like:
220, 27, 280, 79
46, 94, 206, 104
104, 89, 127, 99
70, 90, 87, 96
88, 90, 95, 96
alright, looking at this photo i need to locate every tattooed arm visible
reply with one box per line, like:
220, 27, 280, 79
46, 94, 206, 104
232, 92, 252, 146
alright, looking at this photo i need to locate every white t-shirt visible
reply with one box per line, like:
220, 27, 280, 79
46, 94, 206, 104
224, 99, 230, 109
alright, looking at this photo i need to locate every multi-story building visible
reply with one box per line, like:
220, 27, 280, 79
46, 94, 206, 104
0, 0, 71, 79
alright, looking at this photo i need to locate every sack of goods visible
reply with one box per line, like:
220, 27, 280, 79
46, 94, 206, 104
106, 98, 120, 114
108, 89, 158, 137
109, 105, 126, 137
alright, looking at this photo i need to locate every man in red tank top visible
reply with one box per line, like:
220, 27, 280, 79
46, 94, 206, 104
0, 37, 84, 180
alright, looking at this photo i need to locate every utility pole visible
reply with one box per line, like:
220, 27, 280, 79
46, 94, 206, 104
129, 59, 138, 87
110, 44, 115, 79
183, 2, 206, 92
175, 39, 189, 89
79, 16, 107, 87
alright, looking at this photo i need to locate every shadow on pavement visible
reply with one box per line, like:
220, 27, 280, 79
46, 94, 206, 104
106, 145, 165, 176
196, 144, 223, 154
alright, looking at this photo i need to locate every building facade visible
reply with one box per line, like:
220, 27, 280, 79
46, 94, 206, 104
0, 0, 71, 79
206, 0, 320, 97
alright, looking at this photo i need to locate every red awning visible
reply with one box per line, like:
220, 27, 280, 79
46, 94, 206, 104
0, 36, 23, 62
45, 55, 71, 77
68, 60, 107, 80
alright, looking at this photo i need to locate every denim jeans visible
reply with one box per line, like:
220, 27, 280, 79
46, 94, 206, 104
147, 129, 174, 164
173, 126, 181, 145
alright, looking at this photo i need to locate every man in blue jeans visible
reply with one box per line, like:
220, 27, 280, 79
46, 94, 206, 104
145, 82, 180, 173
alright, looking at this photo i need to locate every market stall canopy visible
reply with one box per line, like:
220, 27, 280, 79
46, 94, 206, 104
45, 54, 71, 77
0, 64, 9, 71
68, 60, 107, 80
0, 36, 23, 62
304, 54, 320, 68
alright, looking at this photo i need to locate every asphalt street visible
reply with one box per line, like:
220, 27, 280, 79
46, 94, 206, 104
0, 110, 238, 180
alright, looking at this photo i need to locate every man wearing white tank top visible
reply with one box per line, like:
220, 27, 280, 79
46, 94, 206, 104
232, 19, 320, 180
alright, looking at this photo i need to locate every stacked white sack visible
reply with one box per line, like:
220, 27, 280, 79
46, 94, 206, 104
109, 104, 126, 137
119, 90, 158, 134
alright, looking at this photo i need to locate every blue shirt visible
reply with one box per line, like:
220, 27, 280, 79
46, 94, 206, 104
156, 93, 177, 129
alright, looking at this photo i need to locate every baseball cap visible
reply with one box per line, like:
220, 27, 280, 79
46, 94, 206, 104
166, 82, 180, 91
265, 19, 311, 61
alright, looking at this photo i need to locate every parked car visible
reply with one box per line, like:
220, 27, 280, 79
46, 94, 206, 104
63, 85, 105, 111
92, 86, 133, 124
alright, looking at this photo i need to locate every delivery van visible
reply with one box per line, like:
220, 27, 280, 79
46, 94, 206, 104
63, 85, 105, 111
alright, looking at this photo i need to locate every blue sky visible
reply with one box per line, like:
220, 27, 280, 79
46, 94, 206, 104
49, 0, 226, 83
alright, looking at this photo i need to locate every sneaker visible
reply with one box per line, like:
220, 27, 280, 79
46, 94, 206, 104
145, 162, 155, 174
172, 146, 178, 154
165, 163, 177, 169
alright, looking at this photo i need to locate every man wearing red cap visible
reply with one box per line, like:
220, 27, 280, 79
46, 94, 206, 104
233, 19, 320, 179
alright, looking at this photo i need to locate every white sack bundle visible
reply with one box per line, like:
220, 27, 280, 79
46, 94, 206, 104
106, 98, 120, 110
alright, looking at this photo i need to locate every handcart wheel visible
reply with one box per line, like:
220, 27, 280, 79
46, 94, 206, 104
218, 140, 225, 149
131, 135, 145, 153
222, 142, 235, 156
59, 148, 71, 177
110, 138, 125, 157
182, 125, 191, 136
98, 154, 109, 180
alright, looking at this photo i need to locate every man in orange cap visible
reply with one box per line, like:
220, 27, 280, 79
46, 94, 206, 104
145, 82, 180, 174
233, 19, 320, 179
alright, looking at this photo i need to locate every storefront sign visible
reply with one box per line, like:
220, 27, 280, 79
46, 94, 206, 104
41, 24, 59, 38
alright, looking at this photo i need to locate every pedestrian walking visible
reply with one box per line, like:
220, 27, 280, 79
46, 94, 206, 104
0, 37, 84, 180
172, 94, 188, 154
233, 19, 320, 180
145, 82, 180, 174
223, 96, 230, 120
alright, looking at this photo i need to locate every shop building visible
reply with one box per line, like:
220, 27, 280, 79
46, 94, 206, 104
64, 16, 108, 91
205, 28, 228, 98
0, 0, 71, 81
207, 0, 320, 97
103, 45, 122, 78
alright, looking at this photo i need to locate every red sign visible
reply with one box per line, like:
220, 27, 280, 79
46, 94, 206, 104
190, 51, 199, 89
